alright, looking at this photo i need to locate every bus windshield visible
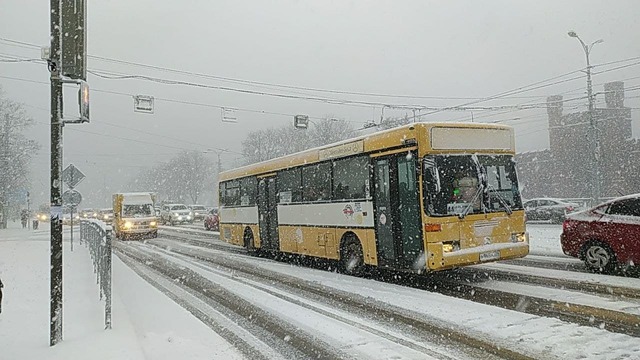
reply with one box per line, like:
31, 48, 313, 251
423, 154, 523, 217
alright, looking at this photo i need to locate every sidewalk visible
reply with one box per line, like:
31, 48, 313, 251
0, 221, 242, 360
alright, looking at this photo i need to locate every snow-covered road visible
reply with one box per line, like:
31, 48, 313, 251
2, 222, 639, 359
115, 223, 640, 359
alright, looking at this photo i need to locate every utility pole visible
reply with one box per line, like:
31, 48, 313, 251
568, 31, 603, 206
206, 148, 226, 174
50, 0, 64, 346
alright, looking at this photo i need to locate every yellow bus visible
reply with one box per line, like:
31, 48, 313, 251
218, 122, 528, 275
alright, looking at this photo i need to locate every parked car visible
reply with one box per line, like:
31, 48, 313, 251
561, 193, 640, 274
189, 205, 207, 221
160, 204, 193, 225
204, 208, 219, 231
523, 198, 580, 224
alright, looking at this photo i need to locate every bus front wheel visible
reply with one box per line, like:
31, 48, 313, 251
340, 236, 364, 276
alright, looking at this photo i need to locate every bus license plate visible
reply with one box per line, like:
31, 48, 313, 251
480, 251, 500, 262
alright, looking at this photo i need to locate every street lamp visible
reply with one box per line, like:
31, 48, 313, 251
205, 148, 229, 174
568, 30, 604, 205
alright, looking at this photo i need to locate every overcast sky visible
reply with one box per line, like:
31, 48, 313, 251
1, 0, 639, 208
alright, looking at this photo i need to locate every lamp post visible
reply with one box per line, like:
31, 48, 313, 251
568, 30, 603, 205
206, 148, 229, 174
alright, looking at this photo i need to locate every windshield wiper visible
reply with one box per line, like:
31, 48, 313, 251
458, 184, 484, 219
487, 184, 513, 215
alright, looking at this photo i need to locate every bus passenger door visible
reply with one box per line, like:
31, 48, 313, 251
374, 158, 397, 266
258, 176, 279, 251
373, 152, 423, 269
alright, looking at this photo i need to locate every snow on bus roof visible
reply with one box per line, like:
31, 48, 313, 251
220, 122, 513, 180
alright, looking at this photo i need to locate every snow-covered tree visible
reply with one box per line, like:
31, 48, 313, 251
241, 117, 354, 164
0, 88, 39, 228
127, 151, 215, 204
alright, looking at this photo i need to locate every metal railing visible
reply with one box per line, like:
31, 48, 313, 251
80, 219, 112, 329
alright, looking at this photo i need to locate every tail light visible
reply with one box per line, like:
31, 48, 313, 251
562, 220, 571, 232
565, 206, 574, 212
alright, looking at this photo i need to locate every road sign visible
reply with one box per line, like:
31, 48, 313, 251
294, 115, 309, 129
222, 108, 237, 123
134, 95, 154, 113
62, 189, 83, 207
62, 164, 86, 189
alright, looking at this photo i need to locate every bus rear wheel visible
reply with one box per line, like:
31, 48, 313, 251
340, 237, 364, 276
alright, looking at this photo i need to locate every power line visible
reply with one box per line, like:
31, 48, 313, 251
443, 77, 640, 124
0, 74, 368, 131
87, 69, 424, 109
4, 35, 639, 104
3, 39, 639, 122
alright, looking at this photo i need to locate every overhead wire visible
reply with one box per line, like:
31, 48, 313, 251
3, 35, 639, 105
3, 36, 639, 130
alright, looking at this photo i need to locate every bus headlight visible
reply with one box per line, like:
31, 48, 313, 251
150, 221, 157, 227
124, 221, 133, 229
442, 241, 460, 253
511, 232, 528, 243
103, 214, 110, 220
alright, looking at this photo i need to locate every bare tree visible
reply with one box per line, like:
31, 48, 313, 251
241, 117, 354, 164
307, 117, 354, 147
0, 88, 40, 228
127, 151, 215, 205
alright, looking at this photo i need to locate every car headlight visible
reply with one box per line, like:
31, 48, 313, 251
103, 215, 109, 220
150, 221, 157, 227
177, 216, 183, 220
174, 212, 179, 216
124, 221, 133, 229
187, 215, 191, 220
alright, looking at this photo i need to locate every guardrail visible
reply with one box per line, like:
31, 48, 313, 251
80, 219, 112, 329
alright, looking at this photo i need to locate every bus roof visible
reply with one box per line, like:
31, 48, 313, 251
220, 122, 514, 181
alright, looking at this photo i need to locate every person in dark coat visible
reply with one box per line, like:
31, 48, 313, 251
0, 277, 4, 314
20, 210, 28, 229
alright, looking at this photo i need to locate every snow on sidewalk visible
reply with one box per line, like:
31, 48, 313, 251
0, 222, 242, 360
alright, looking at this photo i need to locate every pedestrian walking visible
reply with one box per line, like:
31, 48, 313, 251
20, 210, 28, 229
0, 277, 4, 314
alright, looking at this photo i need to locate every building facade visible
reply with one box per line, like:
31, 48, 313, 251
517, 81, 640, 200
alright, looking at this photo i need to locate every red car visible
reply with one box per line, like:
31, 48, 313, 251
204, 209, 219, 231
561, 194, 640, 273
